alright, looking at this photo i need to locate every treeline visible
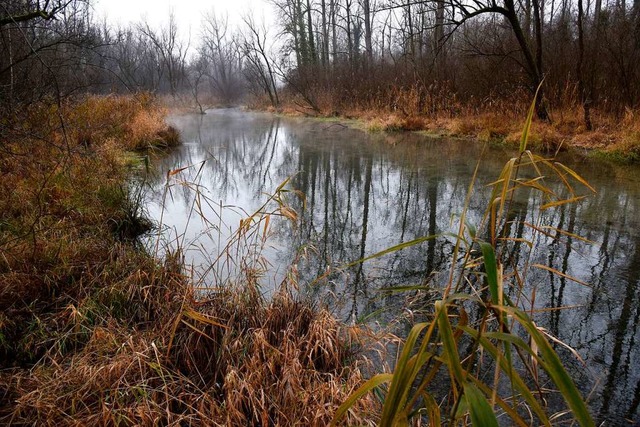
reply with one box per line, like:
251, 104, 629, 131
270, 0, 640, 122
0, 0, 275, 112
2, 0, 639, 122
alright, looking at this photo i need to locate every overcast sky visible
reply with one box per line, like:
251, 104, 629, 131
93, 0, 275, 41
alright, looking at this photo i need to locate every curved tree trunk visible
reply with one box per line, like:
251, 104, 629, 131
504, 0, 549, 120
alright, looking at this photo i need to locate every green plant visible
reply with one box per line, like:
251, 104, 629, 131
332, 89, 596, 426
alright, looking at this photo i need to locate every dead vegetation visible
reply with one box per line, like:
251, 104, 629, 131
0, 94, 375, 425
1, 282, 376, 426
250, 86, 640, 158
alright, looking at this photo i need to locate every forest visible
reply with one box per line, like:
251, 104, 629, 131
2, 0, 639, 120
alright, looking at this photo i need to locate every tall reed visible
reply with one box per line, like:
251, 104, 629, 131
332, 90, 596, 426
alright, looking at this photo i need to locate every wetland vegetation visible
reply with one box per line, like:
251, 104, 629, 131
2, 0, 640, 425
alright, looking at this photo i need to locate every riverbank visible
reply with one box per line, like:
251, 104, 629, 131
252, 96, 640, 162
0, 95, 375, 425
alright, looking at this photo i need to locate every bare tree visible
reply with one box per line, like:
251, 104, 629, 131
576, 0, 592, 129
0, 0, 98, 108
198, 12, 244, 105
362, 0, 373, 61
241, 15, 279, 107
189, 55, 209, 113
0, 0, 76, 27
137, 12, 189, 96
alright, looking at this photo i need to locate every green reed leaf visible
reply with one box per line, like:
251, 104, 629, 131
480, 242, 499, 305
508, 307, 595, 427
464, 383, 499, 427
330, 373, 393, 426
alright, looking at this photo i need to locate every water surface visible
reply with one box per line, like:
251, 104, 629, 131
144, 108, 640, 425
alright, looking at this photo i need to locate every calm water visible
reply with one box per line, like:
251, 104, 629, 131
143, 108, 640, 425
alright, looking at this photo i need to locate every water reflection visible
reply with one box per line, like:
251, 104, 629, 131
144, 108, 640, 425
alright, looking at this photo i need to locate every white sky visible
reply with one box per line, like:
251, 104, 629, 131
93, 0, 275, 42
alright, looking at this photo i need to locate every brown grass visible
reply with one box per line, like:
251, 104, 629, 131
66, 93, 180, 150
0, 93, 180, 365
266, 89, 640, 158
1, 283, 377, 426
0, 93, 376, 425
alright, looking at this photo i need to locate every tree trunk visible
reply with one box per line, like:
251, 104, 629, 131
363, 0, 373, 62
635, 0, 640, 46
321, 0, 329, 67
306, 0, 317, 64
577, 0, 593, 129
434, 0, 446, 74
524, 0, 532, 37
405, 0, 415, 59
296, 0, 309, 65
505, 0, 549, 120
330, 0, 337, 62
532, 0, 543, 79
346, 0, 353, 62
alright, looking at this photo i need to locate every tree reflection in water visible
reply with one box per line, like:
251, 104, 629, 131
143, 108, 640, 425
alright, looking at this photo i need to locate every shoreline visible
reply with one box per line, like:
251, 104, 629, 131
243, 101, 639, 163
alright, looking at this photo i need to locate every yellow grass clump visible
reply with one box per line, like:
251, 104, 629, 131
2, 285, 378, 426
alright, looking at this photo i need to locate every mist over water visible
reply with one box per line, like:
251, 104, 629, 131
144, 108, 640, 425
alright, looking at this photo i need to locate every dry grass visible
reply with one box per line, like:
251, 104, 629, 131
0, 94, 377, 425
593, 109, 640, 161
366, 115, 426, 132
0, 93, 180, 364
67, 93, 180, 150
1, 284, 377, 426
268, 89, 640, 158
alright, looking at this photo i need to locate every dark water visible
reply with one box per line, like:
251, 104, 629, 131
143, 108, 640, 425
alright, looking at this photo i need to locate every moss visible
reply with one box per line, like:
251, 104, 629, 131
591, 149, 640, 164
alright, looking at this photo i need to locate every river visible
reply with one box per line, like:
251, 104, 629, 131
142, 108, 640, 425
